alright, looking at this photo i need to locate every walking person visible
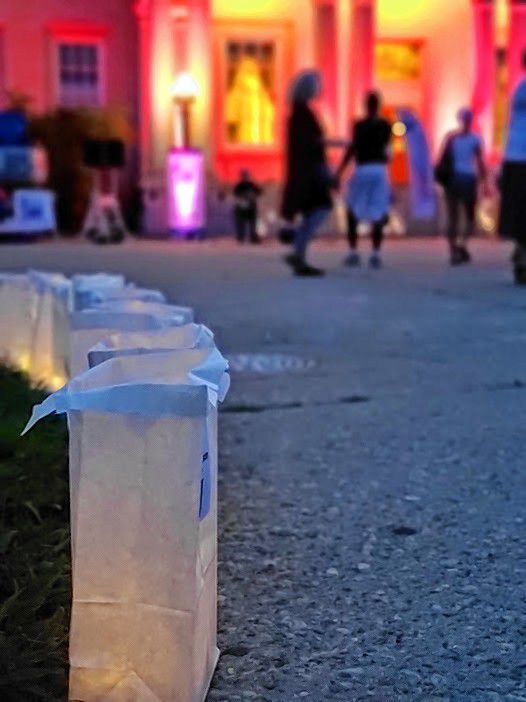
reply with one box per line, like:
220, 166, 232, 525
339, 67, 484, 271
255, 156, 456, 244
233, 169, 262, 244
281, 70, 334, 277
436, 108, 487, 265
499, 50, 526, 284
336, 91, 392, 269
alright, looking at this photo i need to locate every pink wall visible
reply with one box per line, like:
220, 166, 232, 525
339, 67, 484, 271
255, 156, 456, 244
0, 0, 137, 119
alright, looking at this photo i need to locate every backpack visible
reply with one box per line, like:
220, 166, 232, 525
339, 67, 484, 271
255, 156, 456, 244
434, 137, 454, 188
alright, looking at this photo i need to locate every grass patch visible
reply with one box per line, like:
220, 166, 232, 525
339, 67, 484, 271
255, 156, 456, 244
0, 366, 70, 701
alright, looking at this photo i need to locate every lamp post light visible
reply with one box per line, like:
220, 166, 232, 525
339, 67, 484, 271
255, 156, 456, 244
166, 73, 206, 238
171, 72, 199, 148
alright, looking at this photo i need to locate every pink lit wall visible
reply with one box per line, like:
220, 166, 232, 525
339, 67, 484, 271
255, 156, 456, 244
0, 0, 137, 116
376, 0, 475, 154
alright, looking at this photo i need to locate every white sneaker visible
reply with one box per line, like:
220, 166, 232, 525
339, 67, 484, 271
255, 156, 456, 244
369, 253, 382, 269
344, 252, 361, 267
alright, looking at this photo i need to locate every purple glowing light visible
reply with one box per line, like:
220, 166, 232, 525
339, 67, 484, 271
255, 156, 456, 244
166, 148, 205, 234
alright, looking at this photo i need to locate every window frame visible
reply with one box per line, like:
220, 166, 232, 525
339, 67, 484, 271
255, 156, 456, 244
46, 22, 109, 109
213, 20, 293, 157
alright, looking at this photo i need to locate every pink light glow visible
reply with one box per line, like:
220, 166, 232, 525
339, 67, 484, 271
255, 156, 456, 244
166, 148, 205, 234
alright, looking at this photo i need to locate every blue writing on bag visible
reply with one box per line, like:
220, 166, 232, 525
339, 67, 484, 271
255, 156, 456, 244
199, 451, 211, 520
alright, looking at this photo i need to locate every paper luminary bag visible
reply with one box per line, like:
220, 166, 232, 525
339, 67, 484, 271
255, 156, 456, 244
87, 324, 215, 368
69, 306, 193, 377
24, 347, 230, 702
0, 273, 38, 372
92, 300, 194, 325
85, 285, 167, 306
72, 273, 126, 310
28, 271, 72, 389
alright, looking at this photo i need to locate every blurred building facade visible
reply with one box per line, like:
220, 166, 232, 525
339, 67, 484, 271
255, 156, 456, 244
1, 0, 524, 229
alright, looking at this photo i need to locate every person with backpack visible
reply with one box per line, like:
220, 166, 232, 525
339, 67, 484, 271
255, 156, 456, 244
435, 108, 488, 265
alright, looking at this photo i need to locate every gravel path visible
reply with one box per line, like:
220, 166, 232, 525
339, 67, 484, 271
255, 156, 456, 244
2, 238, 525, 701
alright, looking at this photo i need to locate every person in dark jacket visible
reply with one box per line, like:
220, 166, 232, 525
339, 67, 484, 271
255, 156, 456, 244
281, 70, 333, 276
499, 50, 526, 284
233, 169, 262, 244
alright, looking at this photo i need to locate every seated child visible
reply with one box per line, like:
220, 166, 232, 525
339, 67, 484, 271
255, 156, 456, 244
233, 169, 262, 244
0, 188, 13, 222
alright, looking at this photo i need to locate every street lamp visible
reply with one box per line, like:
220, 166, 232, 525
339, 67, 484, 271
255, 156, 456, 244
171, 72, 199, 148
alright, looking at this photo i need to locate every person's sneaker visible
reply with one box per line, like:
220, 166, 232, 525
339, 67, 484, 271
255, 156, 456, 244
459, 246, 471, 263
450, 247, 464, 266
344, 252, 361, 267
284, 253, 301, 269
294, 262, 325, 277
369, 253, 382, 269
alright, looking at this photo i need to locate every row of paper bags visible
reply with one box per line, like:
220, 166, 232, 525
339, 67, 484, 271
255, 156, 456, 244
0, 271, 231, 701
0, 271, 195, 388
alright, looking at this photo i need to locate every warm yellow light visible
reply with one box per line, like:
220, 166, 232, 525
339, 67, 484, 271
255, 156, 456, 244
171, 73, 199, 102
225, 56, 275, 146
18, 354, 30, 372
392, 121, 407, 137
496, 0, 509, 48
49, 375, 66, 391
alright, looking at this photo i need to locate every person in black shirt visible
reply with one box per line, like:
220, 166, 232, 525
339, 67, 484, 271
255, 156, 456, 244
336, 91, 392, 269
233, 169, 262, 244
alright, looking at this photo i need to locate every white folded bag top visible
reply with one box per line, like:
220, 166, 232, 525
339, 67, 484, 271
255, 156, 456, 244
69, 305, 193, 377
85, 285, 166, 306
0, 273, 38, 373
72, 273, 126, 311
24, 347, 230, 702
92, 300, 194, 324
87, 324, 215, 368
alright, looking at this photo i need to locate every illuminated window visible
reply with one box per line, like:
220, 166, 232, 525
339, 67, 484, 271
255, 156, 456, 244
375, 41, 422, 82
224, 41, 276, 146
56, 42, 103, 108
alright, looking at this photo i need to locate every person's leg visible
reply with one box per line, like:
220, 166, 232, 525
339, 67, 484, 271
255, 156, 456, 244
456, 194, 476, 262
513, 241, 526, 284
347, 210, 359, 250
446, 191, 461, 262
248, 212, 260, 243
234, 210, 245, 242
369, 216, 387, 268
463, 195, 476, 241
286, 208, 328, 275
294, 209, 328, 260
371, 217, 386, 251
344, 209, 361, 266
